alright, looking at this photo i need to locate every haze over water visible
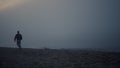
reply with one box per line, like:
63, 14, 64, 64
0, 0, 120, 52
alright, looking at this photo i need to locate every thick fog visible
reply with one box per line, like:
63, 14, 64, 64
0, 0, 120, 51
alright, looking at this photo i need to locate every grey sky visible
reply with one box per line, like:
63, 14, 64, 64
0, 0, 120, 51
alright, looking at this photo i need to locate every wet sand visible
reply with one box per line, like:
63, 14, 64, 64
0, 47, 120, 68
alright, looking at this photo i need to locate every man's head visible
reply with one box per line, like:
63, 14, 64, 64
17, 31, 20, 34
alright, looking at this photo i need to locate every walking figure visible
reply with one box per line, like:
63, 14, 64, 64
14, 31, 22, 50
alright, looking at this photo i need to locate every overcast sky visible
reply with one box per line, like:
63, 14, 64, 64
0, 0, 120, 51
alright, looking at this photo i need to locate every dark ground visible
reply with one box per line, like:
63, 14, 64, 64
0, 47, 120, 68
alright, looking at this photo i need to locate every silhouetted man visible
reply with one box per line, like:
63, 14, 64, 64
14, 31, 22, 50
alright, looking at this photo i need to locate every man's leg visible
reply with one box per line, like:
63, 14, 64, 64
17, 40, 22, 50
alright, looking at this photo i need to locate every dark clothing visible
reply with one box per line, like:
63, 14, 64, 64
14, 34, 22, 41
16, 40, 22, 49
14, 34, 22, 50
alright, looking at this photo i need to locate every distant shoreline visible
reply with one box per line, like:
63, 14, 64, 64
0, 46, 120, 53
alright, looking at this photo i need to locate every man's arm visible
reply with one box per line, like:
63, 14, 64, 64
20, 34, 22, 40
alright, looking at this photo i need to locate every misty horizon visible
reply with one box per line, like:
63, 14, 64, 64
0, 0, 120, 52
